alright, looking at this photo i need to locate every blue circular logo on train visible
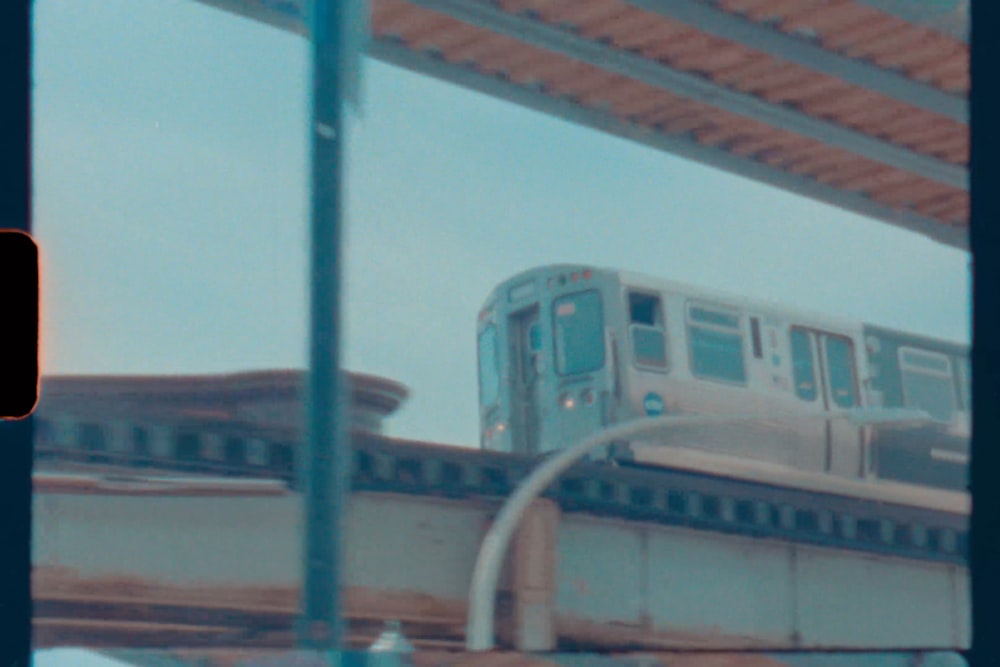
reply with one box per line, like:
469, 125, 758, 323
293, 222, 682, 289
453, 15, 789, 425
643, 392, 665, 416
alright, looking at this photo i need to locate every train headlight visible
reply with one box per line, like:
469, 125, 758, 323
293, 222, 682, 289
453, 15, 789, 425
495, 422, 506, 433
559, 393, 576, 410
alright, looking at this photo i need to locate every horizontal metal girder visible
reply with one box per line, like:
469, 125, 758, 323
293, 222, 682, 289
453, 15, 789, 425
371, 38, 967, 249
625, 0, 966, 122
404, 0, 966, 192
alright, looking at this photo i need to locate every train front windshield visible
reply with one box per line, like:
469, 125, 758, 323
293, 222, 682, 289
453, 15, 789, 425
553, 290, 605, 375
478, 324, 500, 408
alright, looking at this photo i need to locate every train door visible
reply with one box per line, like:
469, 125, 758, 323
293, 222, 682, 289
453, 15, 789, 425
819, 333, 862, 476
509, 306, 542, 455
790, 328, 862, 476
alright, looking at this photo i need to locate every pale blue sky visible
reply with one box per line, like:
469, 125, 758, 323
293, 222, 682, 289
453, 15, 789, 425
32, 0, 970, 446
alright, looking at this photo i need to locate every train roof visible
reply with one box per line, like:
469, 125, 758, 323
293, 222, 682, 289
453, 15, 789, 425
863, 323, 968, 354
486, 264, 967, 350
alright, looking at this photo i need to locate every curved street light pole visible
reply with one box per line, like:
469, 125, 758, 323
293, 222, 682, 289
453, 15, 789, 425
464, 407, 931, 652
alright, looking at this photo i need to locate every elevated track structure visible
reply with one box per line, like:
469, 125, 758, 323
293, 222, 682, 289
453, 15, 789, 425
33, 430, 970, 653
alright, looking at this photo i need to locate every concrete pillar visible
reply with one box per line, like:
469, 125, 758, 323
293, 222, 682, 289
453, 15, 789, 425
511, 497, 560, 651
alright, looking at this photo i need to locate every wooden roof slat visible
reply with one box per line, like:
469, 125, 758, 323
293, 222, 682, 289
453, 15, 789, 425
406, 22, 483, 51
917, 192, 967, 219
842, 25, 933, 60
694, 122, 744, 147
761, 77, 851, 106
440, 31, 520, 64
882, 115, 957, 146
908, 45, 967, 76
544, 63, 622, 98
481, 49, 551, 78
553, 0, 631, 31
377, 4, 448, 37
834, 101, 908, 130
941, 147, 968, 165
611, 85, 676, 117
717, 0, 774, 14
643, 28, 716, 60
873, 179, 950, 207
743, 0, 826, 23
814, 163, 885, 189
643, 28, 718, 61
754, 142, 832, 170
734, 66, 813, 93
499, 0, 580, 23
401, 17, 473, 48
913, 53, 969, 81
503, 51, 584, 83
729, 133, 774, 157
783, 148, 860, 176
821, 15, 909, 51
585, 7, 669, 42
797, 88, 885, 118
871, 43, 955, 72
920, 136, 967, 160
574, 75, 638, 105
662, 114, 716, 134
780, 1, 877, 35
861, 30, 951, 64
728, 132, 791, 157
644, 102, 708, 125
794, 155, 869, 182
831, 166, 913, 192
908, 185, 963, 210
612, 19, 693, 55
710, 55, 788, 86
669, 45, 751, 74
757, 147, 802, 167
372, 0, 413, 24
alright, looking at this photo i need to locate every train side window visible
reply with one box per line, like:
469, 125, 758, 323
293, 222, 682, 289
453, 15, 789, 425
629, 292, 667, 369
825, 336, 858, 409
790, 328, 817, 401
686, 303, 746, 384
899, 347, 956, 422
629, 293, 661, 326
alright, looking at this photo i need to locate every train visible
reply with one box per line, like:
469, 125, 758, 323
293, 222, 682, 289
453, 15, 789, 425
476, 264, 970, 497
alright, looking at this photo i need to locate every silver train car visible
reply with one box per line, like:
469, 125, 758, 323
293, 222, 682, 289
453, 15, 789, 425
476, 265, 969, 496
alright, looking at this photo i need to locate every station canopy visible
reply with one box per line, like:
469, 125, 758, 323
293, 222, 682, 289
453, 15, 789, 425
200, 0, 969, 249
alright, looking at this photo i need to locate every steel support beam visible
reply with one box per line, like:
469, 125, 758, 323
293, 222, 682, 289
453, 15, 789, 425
625, 0, 966, 122
405, 0, 966, 191
371, 38, 968, 249
299, 0, 350, 654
